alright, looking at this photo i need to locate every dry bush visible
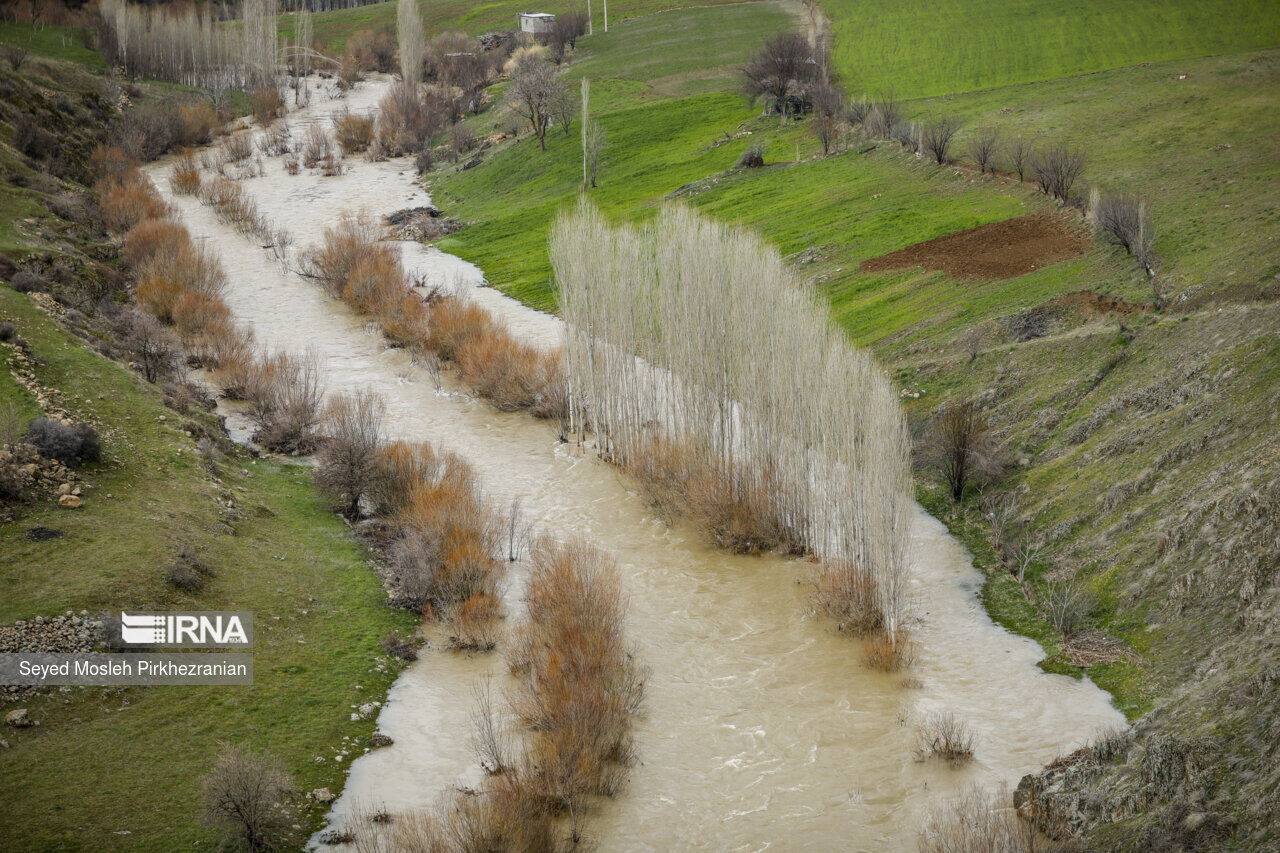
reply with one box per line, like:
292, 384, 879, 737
921, 117, 961, 164
509, 539, 643, 839
1040, 579, 1096, 637
334, 110, 375, 154
135, 243, 226, 323
916, 711, 976, 766
969, 126, 999, 174
122, 310, 182, 383
26, 418, 101, 467
471, 677, 512, 775
89, 145, 135, 182
451, 591, 501, 651
172, 290, 232, 342
247, 351, 326, 454
301, 217, 389, 296
892, 120, 920, 153
381, 630, 418, 661
919, 784, 1038, 853
424, 294, 494, 362
258, 122, 291, 157
456, 332, 564, 414
1033, 143, 1086, 202
94, 173, 172, 233
1092, 192, 1156, 272
347, 28, 396, 72
177, 102, 220, 146
375, 81, 441, 155
369, 440, 442, 517
250, 87, 284, 125
219, 132, 254, 164
862, 628, 915, 672
740, 32, 823, 118
1007, 136, 1033, 182
170, 150, 202, 195
300, 124, 336, 169
393, 453, 505, 619
200, 743, 296, 852
123, 217, 190, 269
812, 559, 883, 636
315, 390, 385, 519
865, 93, 901, 138
199, 176, 270, 240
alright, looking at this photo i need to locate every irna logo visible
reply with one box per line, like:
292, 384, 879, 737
119, 611, 253, 648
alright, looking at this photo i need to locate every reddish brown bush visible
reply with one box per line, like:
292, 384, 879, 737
425, 294, 494, 362
347, 29, 397, 72
95, 173, 171, 233
169, 150, 202, 195
250, 87, 285, 125
123, 217, 190, 268
812, 559, 883, 636
862, 628, 915, 672
456, 331, 563, 413
177, 102, 220, 146
334, 110, 375, 154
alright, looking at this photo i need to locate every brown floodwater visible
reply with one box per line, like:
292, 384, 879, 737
146, 76, 1123, 851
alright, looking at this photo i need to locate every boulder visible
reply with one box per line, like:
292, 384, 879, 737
58, 494, 82, 509
310, 787, 334, 804
5, 708, 33, 728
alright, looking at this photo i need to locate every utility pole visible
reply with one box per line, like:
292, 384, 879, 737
603, 0, 608, 32
581, 78, 589, 189
587, 0, 593, 35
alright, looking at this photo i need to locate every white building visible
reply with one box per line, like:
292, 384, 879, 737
518, 12, 556, 34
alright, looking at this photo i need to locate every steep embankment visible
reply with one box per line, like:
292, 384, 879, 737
0, 37, 415, 852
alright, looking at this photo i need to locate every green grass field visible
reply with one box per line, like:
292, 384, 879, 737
0, 284, 413, 851
287, 0, 769, 54
0, 22, 104, 69
820, 0, 1280, 98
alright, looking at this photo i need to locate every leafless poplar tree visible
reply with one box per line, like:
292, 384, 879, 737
553, 201, 913, 640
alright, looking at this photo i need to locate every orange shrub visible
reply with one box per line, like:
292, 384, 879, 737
456, 331, 563, 414
862, 628, 915, 672
89, 145, 134, 181
177, 102, 220, 146
369, 440, 441, 517
170, 150, 201, 195
425, 294, 494, 362
334, 110, 375, 154
122, 217, 190, 268
811, 559, 883, 636
135, 273, 187, 322
95, 174, 171, 233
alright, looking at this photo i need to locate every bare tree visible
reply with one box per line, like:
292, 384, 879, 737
864, 91, 901, 138
957, 325, 985, 364
1033, 143, 1086, 201
926, 399, 1004, 501
1007, 135, 1032, 182
921, 116, 961, 164
551, 83, 575, 137
314, 390, 384, 519
740, 32, 822, 119
809, 80, 843, 155
470, 677, 512, 775
200, 743, 296, 852
505, 53, 562, 150
1092, 192, 1158, 275
969, 126, 999, 173
123, 311, 181, 383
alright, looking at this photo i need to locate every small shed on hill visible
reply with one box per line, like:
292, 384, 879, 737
518, 12, 556, 34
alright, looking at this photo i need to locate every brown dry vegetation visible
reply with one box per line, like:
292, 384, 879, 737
333, 110, 375, 155
169, 150, 202, 195
302, 219, 566, 416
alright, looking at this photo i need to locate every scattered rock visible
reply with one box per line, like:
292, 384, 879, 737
57, 494, 82, 509
355, 702, 378, 720
5, 708, 34, 728
368, 732, 394, 748
310, 787, 334, 804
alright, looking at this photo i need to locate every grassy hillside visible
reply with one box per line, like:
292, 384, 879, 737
0, 47, 413, 851
424, 2, 1280, 844
820, 0, 1280, 98
287, 0, 770, 54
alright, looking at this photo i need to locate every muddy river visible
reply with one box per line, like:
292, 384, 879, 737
146, 75, 1123, 851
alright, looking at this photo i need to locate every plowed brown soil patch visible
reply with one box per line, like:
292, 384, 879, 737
859, 211, 1091, 280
